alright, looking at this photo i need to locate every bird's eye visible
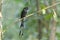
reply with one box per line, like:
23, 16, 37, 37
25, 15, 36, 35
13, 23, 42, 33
24, 8, 28, 12
24, 7, 28, 10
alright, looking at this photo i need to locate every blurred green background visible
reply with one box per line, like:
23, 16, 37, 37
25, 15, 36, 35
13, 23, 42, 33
2, 0, 60, 40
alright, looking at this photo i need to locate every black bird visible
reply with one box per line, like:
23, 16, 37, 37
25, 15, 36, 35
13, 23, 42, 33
20, 7, 28, 27
19, 7, 28, 36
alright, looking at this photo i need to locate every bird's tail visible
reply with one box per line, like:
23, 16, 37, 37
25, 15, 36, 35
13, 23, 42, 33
20, 19, 24, 27
19, 19, 24, 36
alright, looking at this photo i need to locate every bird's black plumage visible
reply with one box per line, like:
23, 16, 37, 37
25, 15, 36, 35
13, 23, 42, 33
20, 7, 28, 27
21, 7, 28, 18
19, 7, 28, 36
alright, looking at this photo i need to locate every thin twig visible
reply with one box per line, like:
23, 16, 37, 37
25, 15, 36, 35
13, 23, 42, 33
18, 2, 60, 22
6, 2, 60, 28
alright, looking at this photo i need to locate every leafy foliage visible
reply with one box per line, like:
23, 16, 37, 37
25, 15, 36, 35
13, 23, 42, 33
2, 0, 60, 40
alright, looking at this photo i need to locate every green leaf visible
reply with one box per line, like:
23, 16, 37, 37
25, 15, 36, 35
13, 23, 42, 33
44, 13, 53, 20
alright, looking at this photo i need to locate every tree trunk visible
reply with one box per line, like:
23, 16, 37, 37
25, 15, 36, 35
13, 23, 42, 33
49, 0, 57, 40
35, 0, 42, 40
0, 0, 2, 40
